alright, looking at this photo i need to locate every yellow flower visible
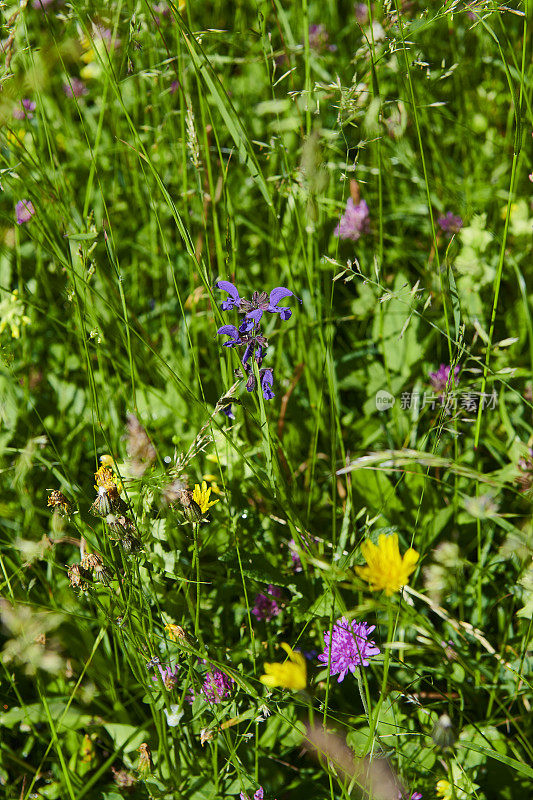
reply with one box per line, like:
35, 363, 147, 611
192, 481, 219, 514
260, 643, 307, 690
99, 454, 114, 468
164, 623, 185, 642
355, 533, 419, 596
202, 473, 223, 495
436, 779, 452, 800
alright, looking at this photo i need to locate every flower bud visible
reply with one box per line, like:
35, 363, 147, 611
432, 713, 456, 750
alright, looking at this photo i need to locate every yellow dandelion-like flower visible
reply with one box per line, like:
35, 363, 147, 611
99, 454, 115, 468
436, 779, 452, 800
355, 533, 419, 596
260, 643, 307, 691
192, 481, 219, 515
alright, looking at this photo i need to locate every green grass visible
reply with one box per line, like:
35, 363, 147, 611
1, 1, 532, 799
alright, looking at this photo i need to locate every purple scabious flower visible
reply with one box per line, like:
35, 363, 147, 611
63, 78, 88, 98
318, 617, 380, 682
438, 212, 463, 235
16, 200, 35, 225
152, 663, 179, 690
199, 667, 234, 703
334, 198, 370, 242
429, 364, 460, 394
252, 585, 282, 622
399, 793, 422, 800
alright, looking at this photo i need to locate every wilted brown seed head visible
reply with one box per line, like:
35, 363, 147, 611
67, 563, 91, 590
47, 490, 70, 515
82, 553, 111, 583
112, 767, 137, 789
126, 413, 156, 475
161, 478, 187, 506
178, 490, 203, 522
121, 534, 142, 554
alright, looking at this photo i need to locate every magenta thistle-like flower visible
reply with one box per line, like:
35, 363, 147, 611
334, 198, 370, 242
429, 364, 460, 394
252, 585, 282, 622
438, 212, 463, 235
318, 617, 380, 681
16, 200, 35, 225
192, 667, 234, 704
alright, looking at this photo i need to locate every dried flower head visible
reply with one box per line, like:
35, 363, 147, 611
47, 489, 71, 515
112, 767, 137, 789
178, 489, 203, 522
68, 563, 92, 591
260, 643, 307, 690
81, 553, 111, 584
94, 465, 117, 490
355, 534, 419, 596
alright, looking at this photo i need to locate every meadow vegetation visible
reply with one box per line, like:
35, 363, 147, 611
0, 1, 532, 799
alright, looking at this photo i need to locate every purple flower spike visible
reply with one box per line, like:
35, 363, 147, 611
16, 200, 35, 225
318, 617, 380, 682
216, 281, 242, 311
261, 369, 275, 400
217, 324, 242, 347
